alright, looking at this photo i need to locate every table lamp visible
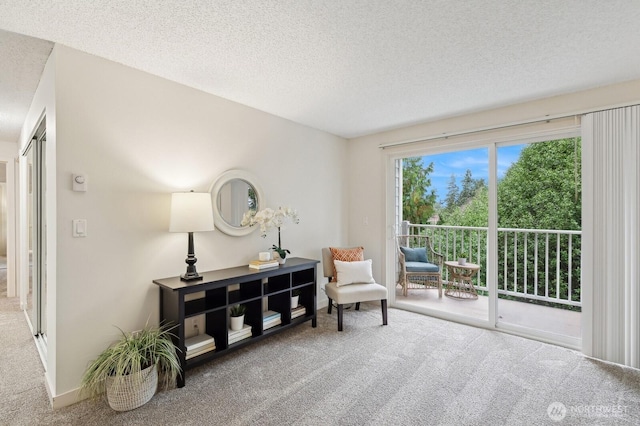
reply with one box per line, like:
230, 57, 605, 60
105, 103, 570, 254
170, 191, 215, 281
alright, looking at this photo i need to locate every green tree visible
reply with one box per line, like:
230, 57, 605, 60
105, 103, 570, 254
458, 169, 474, 206
473, 177, 486, 195
498, 138, 581, 230
444, 174, 459, 211
445, 186, 489, 227
458, 169, 487, 207
402, 157, 437, 224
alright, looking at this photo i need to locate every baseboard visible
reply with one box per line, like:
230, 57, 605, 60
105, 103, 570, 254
44, 371, 53, 406
51, 387, 83, 410
317, 295, 328, 309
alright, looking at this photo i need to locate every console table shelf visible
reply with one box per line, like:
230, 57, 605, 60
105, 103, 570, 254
153, 257, 319, 387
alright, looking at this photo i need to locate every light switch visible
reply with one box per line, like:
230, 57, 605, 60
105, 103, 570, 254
73, 174, 87, 192
73, 219, 87, 237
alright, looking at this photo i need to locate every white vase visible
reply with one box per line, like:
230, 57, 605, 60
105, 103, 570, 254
278, 257, 286, 265
291, 295, 299, 309
230, 314, 245, 331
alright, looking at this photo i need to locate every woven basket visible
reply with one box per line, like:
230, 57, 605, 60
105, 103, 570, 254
106, 364, 158, 411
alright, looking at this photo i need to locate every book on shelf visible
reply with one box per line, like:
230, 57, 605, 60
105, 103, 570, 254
291, 305, 306, 319
263, 317, 282, 330
228, 323, 252, 336
228, 324, 252, 344
228, 329, 252, 340
186, 343, 216, 360
262, 310, 281, 321
291, 304, 306, 313
228, 332, 252, 345
185, 333, 215, 352
228, 326, 252, 335
262, 310, 282, 330
228, 333, 252, 345
248, 259, 280, 269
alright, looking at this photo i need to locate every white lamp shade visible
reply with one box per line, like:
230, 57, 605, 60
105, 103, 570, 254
169, 192, 215, 233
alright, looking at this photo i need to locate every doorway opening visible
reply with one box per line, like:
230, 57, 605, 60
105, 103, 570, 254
0, 161, 8, 298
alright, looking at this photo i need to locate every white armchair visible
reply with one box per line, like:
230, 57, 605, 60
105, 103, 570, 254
321, 247, 388, 331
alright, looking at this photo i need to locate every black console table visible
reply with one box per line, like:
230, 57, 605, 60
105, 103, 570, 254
153, 257, 319, 387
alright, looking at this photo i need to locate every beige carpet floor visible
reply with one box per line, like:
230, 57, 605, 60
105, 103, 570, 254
1, 278, 639, 425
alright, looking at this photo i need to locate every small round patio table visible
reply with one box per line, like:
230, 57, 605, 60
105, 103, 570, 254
444, 261, 480, 300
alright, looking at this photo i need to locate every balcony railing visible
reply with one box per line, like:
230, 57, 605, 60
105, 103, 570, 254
403, 222, 582, 309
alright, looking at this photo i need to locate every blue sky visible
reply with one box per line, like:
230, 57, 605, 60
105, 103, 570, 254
421, 144, 525, 205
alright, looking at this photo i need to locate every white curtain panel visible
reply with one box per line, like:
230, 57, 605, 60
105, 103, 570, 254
582, 105, 639, 369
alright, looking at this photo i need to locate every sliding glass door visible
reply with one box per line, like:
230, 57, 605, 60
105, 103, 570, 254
395, 149, 489, 322
495, 138, 581, 339
392, 133, 582, 345
24, 128, 47, 344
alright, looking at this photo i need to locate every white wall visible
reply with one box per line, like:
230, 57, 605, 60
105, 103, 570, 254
21, 45, 349, 405
0, 141, 18, 156
347, 79, 640, 291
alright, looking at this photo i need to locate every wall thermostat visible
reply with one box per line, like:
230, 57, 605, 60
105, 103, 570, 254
73, 174, 87, 192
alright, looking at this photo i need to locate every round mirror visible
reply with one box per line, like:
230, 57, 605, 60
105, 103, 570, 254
209, 170, 265, 236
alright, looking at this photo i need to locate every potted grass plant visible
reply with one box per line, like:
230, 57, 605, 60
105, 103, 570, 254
80, 322, 181, 411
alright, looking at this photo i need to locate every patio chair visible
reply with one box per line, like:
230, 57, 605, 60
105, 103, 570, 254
321, 247, 388, 331
397, 235, 443, 297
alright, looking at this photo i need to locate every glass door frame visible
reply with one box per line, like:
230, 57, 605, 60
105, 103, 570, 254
21, 120, 47, 348
384, 129, 582, 349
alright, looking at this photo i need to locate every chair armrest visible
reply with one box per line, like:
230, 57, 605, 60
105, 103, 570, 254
431, 251, 444, 267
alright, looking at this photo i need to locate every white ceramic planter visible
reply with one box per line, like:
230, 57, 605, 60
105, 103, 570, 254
291, 295, 299, 309
230, 314, 245, 331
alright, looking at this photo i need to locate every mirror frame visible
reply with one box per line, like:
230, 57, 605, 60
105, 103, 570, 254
209, 169, 265, 237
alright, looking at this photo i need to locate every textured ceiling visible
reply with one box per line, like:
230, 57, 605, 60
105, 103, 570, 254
1, 1, 640, 141
0, 29, 53, 142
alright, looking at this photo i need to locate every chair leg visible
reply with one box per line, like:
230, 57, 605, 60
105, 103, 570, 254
438, 276, 443, 298
337, 304, 344, 331
381, 299, 388, 325
327, 298, 333, 314
355, 302, 360, 310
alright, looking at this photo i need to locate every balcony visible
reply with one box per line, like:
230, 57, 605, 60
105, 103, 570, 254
397, 223, 581, 339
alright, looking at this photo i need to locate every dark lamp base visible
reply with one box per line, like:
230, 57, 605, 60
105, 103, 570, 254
180, 231, 204, 282
180, 272, 203, 281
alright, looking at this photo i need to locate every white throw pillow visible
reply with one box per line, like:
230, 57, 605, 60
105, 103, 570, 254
334, 259, 376, 286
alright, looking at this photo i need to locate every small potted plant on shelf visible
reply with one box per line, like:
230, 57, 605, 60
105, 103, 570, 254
230, 304, 246, 331
80, 321, 180, 412
291, 289, 301, 310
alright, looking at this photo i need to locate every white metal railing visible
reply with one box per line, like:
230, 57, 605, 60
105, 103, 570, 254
404, 223, 582, 308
